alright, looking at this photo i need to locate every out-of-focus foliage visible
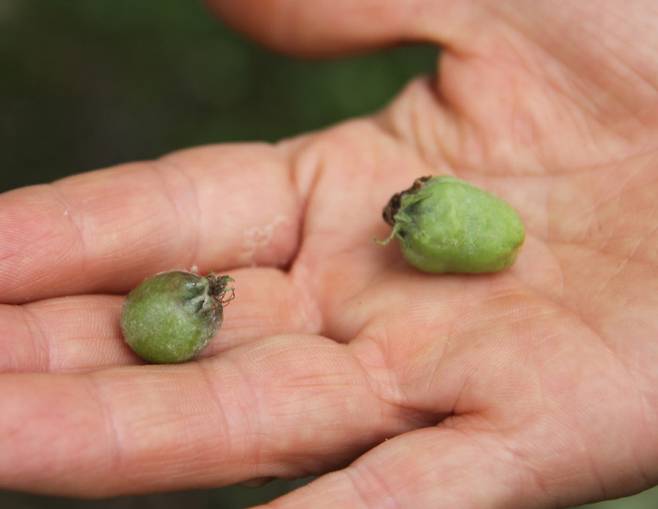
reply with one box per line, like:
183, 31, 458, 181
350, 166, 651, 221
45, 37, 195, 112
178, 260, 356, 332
0, 0, 435, 192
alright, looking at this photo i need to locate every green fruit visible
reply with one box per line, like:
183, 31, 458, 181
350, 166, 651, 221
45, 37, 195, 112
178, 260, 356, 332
380, 176, 525, 273
121, 271, 234, 363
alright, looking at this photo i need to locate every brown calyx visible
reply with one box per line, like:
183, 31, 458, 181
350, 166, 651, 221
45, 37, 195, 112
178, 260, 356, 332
382, 176, 431, 226
207, 274, 235, 306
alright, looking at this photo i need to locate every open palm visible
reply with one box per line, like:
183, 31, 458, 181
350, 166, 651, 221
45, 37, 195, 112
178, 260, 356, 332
2, 1, 657, 507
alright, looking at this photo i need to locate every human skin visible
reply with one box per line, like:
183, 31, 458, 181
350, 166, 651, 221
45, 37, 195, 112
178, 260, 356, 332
0, 1, 657, 507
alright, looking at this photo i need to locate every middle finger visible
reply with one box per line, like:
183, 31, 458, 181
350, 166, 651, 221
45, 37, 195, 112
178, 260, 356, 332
1, 267, 321, 373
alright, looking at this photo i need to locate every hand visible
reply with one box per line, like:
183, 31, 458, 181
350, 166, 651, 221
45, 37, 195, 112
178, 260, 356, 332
2, 1, 657, 507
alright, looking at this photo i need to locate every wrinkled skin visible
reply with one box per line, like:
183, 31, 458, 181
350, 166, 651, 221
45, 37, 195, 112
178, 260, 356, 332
1, 1, 657, 508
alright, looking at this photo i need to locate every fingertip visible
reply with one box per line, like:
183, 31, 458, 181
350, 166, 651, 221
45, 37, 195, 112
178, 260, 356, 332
206, 0, 419, 57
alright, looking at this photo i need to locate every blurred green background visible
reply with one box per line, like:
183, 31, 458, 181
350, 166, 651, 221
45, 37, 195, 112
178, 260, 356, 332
0, 0, 435, 192
0, 1, 656, 507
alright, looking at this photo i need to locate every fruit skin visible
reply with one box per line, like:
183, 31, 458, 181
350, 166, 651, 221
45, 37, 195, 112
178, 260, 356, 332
381, 176, 525, 273
121, 271, 234, 363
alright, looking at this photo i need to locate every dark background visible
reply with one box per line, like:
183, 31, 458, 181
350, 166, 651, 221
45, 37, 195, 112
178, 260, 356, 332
0, 1, 656, 507
0, 0, 435, 192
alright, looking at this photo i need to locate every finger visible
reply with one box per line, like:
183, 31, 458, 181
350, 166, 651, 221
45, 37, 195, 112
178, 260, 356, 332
0, 295, 127, 374
207, 0, 475, 56
1, 267, 322, 373
0, 144, 300, 304
257, 425, 542, 509
0, 336, 431, 497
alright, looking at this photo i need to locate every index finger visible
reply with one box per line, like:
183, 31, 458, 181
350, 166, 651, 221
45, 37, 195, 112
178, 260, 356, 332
0, 143, 301, 304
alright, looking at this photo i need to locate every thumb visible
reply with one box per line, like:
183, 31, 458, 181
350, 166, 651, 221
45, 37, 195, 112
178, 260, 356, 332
205, 0, 470, 56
